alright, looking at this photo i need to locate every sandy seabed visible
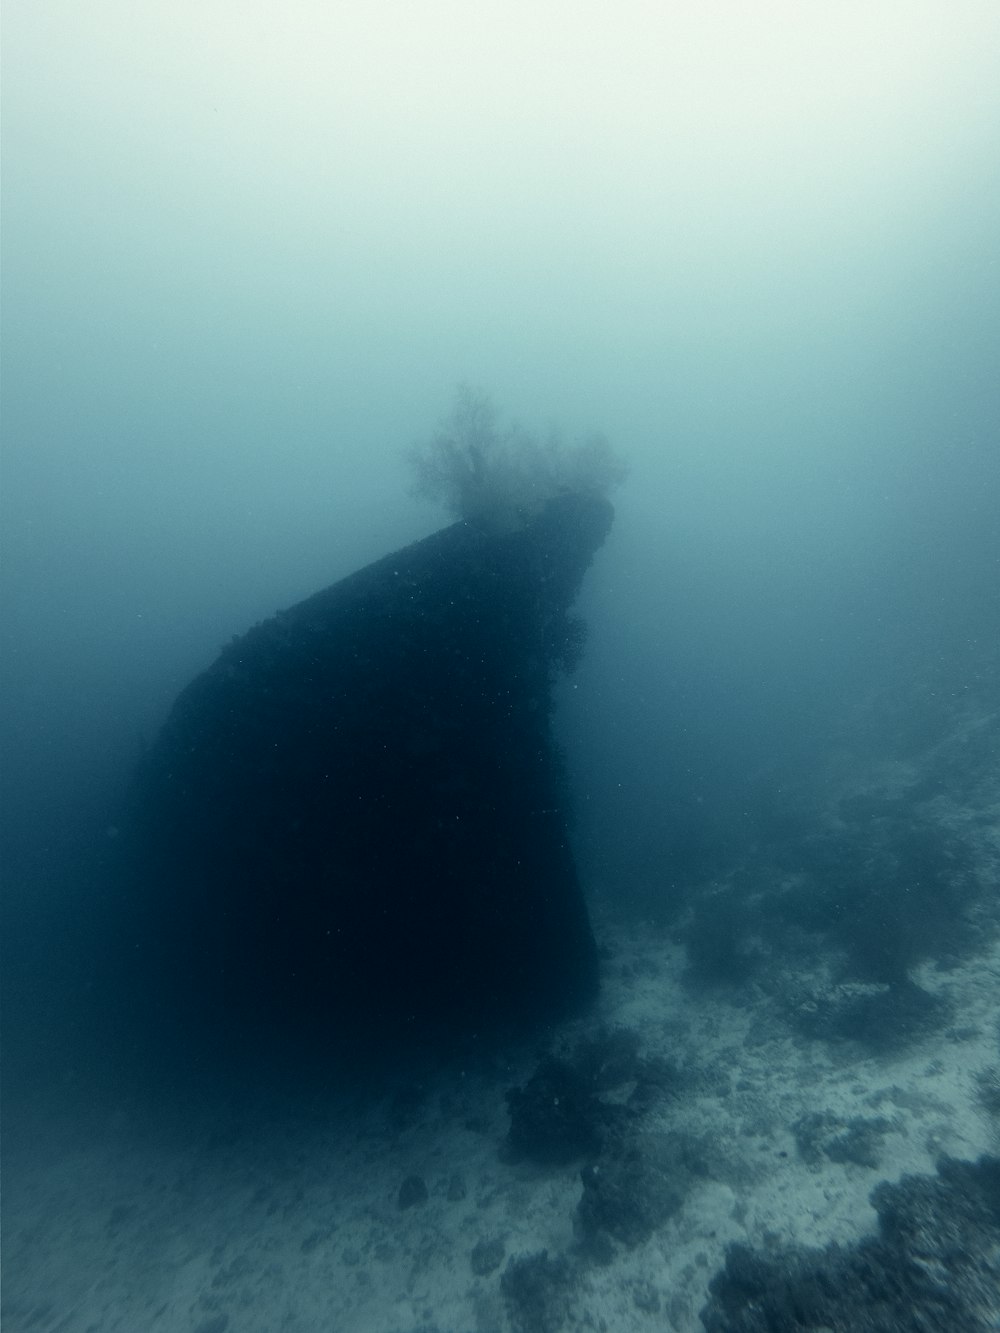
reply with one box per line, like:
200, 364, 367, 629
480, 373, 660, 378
4, 898, 999, 1333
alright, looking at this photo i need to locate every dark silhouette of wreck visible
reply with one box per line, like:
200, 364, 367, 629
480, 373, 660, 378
127, 491, 613, 1053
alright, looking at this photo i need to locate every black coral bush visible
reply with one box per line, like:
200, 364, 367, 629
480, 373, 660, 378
407, 385, 626, 531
